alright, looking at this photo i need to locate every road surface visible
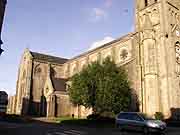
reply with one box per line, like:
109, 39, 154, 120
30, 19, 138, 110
0, 120, 180, 135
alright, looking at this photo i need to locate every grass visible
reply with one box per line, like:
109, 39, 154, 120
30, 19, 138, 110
55, 117, 77, 123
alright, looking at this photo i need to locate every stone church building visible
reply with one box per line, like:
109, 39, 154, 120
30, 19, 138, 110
9, 0, 180, 118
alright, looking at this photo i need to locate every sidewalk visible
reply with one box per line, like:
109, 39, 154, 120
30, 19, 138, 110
32, 117, 57, 123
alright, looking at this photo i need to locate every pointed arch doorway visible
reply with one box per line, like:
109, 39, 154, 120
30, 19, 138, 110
43, 77, 55, 117
40, 89, 47, 117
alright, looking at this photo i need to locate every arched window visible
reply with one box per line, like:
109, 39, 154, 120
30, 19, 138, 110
33, 66, 44, 101
175, 41, 180, 64
73, 66, 77, 74
176, 41, 180, 45
81, 63, 86, 70
22, 70, 26, 79
37, 68, 41, 73
34, 66, 42, 76
145, 0, 148, 7
50, 68, 56, 77
175, 41, 180, 49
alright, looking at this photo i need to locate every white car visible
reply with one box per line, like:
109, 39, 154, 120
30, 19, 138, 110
115, 112, 166, 134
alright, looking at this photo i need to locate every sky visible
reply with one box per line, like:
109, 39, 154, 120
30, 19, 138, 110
0, 0, 134, 96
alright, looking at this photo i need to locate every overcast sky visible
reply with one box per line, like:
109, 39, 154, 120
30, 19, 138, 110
0, 0, 134, 96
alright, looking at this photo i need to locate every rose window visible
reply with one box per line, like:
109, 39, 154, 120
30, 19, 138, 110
120, 49, 128, 60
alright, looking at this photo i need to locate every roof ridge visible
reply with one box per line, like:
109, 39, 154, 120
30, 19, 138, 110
30, 51, 68, 60
29, 51, 69, 64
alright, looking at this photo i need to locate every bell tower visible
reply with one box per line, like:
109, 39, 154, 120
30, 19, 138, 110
135, 0, 180, 118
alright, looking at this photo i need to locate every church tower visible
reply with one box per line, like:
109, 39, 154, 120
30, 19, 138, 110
135, 0, 180, 118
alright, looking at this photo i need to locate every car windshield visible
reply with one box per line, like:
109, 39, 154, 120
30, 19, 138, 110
139, 113, 154, 120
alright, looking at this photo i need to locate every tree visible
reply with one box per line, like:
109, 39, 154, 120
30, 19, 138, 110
68, 57, 133, 115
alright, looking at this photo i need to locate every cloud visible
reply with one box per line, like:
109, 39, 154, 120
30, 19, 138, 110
89, 8, 107, 22
87, 0, 114, 22
89, 36, 115, 50
104, 0, 113, 8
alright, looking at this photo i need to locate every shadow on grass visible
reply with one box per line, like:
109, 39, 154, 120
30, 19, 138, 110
0, 114, 44, 124
59, 118, 115, 128
165, 119, 180, 127
0, 114, 27, 123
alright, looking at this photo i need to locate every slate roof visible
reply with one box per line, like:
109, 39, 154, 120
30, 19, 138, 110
30, 51, 69, 64
51, 78, 67, 92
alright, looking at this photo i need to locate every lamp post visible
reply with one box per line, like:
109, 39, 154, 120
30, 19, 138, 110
0, 44, 4, 56
0, 39, 4, 55
0, 0, 7, 56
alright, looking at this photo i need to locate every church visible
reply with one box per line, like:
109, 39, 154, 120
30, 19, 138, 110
8, 0, 180, 119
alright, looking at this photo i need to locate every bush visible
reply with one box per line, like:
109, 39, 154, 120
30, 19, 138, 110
87, 113, 115, 124
100, 111, 115, 118
154, 112, 164, 120
87, 114, 100, 120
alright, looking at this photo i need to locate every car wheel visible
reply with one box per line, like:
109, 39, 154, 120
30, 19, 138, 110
160, 130, 167, 135
143, 127, 149, 135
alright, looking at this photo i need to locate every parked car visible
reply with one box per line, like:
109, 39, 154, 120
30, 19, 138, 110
115, 112, 166, 134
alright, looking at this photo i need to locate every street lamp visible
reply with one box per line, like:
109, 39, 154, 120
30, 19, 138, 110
0, 0, 7, 56
0, 46, 4, 55
0, 39, 4, 56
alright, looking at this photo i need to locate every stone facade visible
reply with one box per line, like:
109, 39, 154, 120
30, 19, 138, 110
11, 49, 91, 118
9, 0, 180, 119
135, 0, 180, 119
7, 95, 16, 114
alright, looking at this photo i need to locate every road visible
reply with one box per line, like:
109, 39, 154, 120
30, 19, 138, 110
0, 121, 180, 135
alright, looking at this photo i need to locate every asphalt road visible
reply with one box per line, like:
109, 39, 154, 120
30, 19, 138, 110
0, 121, 180, 135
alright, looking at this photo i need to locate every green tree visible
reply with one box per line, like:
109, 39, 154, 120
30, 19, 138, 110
69, 57, 132, 115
